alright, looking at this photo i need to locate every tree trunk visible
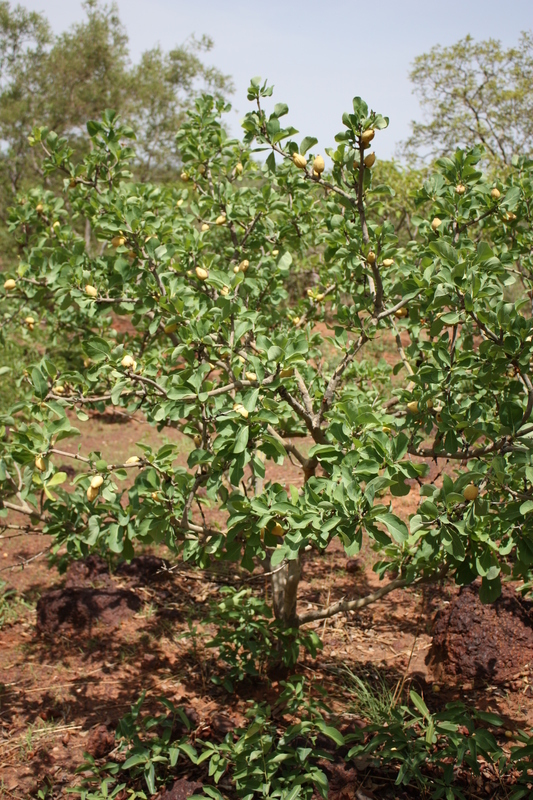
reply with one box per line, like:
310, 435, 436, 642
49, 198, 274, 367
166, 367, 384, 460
270, 553, 301, 627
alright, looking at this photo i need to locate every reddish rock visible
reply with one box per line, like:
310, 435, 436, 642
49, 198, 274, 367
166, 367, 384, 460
428, 584, 533, 684
36, 587, 140, 634
158, 778, 203, 800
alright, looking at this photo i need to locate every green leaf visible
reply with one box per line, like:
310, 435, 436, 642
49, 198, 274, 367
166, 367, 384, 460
376, 513, 409, 543
300, 136, 318, 155
47, 471, 68, 487
31, 367, 48, 399
410, 690, 430, 720
233, 426, 249, 454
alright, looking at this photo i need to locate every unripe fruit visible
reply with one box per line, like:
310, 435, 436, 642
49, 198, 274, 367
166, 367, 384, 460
367, 251, 377, 265
151, 491, 160, 501
292, 316, 301, 325
504, 211, 517, 221
272, 522, 284, 537
407, 401, 419, 414
395, 307, 408, 318
53, 385, 65, 394
292, 153, 307, 169
490, 188, 501, 200
201, 223, 209, 232
382, 258, 394, 267
198, 164, 206, 174
52, 221, 60, 229
463, 483, 479, 501
164, 322, 178, 334
272, 249, 279, 256
193, 434, 202, 447
90, 475, 104, 489
239, 259, 249, 272
364, 152, 376, 168
455, 184, 466, 194
176, 198, 184, 207
215, 215, 226, 226
111, 235, 126, 248
233, 403, 249, 419
180, 172, 189, 182
85, 285, 98, 298
35, 455, 46, 472
235, 162, 243, 175
83, 358, 91, 368
3, 279, 16, 290
233, 265, 240, 274
87, 485, 100, 502
427, 399, 434, 409
36, 203, 44, 213
195, 266, 209, 281
280, 367, 294, 378
220, 286, 229, 296
361, 129, 375, 145
245, 371, 257, 382
313, 155, 325, 174
27, 323, 34, 331
69, 179, 77, 189
121, 354, 136, 369
125, 456, 140, 465
431, 217, 442, 231
25, 316, 35, 325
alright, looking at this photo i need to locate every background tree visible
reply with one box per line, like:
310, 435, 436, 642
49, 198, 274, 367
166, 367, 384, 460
401, 32, 533, 169
0, 0, 233, 263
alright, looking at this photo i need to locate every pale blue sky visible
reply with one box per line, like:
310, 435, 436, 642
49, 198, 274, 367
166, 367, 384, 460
22, 1, 533, 161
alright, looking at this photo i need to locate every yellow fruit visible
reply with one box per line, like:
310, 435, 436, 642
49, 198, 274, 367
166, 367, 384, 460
28, 323, 34, 331
215, 215, 226, 226
491, 188, 501, 200
382, 426, 391, 434
35, 455, 46, 472
235, 162, 243, 175
504, 211, 517, 221
407, 401, 419, 414
85, 285, 98, 298
364, 152, 376, 168
53, 385, 65, 394
455, 184, 466, 194
395, 307, 408, 318
90, 475, 104, 489
361, 129, 375, 145
201, 223, 209, 232
36, 203, 44, 213
52, 221, 60, 229
292, 153, 307, 169
164, 322, 178, 334
382, 258, 394, 267
125, 456, 140, 465
151, 491, 160, 501
245, 371, 257, 382
180, 172, 189, 182
3, 279, 16, 290
280, 367, 294, 378
367, 251, 377, 265
193, 434, 202, 447
198, 164, 206, 174
25, 316, 35, 325
313, 155, 325, 174
233, 403, 249, 419
239, 259, 249, 272
233, 265, 240, 274
292, 316, 301, 325
427, 399, 434, 409
220, 286, 229, 296
83, 358, 91, 368
432, 685, 441, 694
86, 485, 100, 502
431, 217, 442, 231
111, 235, 126, 248
121, 354, 136, 369
504, 730, 514, 739
316, 293, 325, 301
195, 266, 209, 281
272, 249, 279, 256
238, 355, 245, 363
463, 483, 479, 501
176, 198, 184, 207
272, 522, 284, 537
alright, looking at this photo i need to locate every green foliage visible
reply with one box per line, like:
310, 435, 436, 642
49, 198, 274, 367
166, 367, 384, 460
403, 32, 533, 168
199, 587, 322, 688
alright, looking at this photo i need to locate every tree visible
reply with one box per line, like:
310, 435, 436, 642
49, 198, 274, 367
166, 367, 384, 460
0, 0, 232, 262
402, 32, 533, 168
1, 80, 533, 658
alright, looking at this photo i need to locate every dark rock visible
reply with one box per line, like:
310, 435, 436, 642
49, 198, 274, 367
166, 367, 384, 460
428, 583, 533, 684
85, 724, 115, 759
159, 778, 203, 800
346, 558, 363, 574
116, 555, 169, 582
36, 587, 140, 634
